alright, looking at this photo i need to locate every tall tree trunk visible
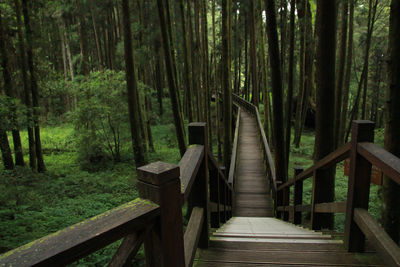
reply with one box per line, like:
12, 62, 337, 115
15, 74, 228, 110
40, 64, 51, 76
382, 0, 400, 244
76, 0, 89, 75
0, 9, 24, 166
314, 0, 337, 229
335, 0, 348, 148
249, 1, 259, 107
121, 0, 146, 167
361, 0, 378, 120
179, 0, 194, 122
157, 0, 187, 157
0, 129, 14, 170
22, 0, 46, 172
15, 0, 36, 169
90, 0, 103, 69
222, 0, 232, 170
264, 0, 287, 182
285, 0, 296, 169
293, 0, 306, 147
154, 37, 164, 117
339, 0, 355, 146
188, 0, 199, 121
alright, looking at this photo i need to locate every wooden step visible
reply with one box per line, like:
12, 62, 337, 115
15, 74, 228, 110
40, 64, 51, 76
194, 248, 384, 266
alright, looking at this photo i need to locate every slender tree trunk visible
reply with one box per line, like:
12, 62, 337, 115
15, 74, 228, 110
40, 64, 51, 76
121, 0, 146, 167
222, 0, 232, 170
22, 0, 46, 172
264, 0, 287, 182
76, 0, 89, 75
157, 0, 187, 157
249, 1, 259, 107
314, 0, 337, 229
154, 38, 164, 116
0, 129, 14, 170
0, 10, 24, 166
293, 0, 306, 147
188, 0, 199, 121
339, 0, 355, 146
90, 0, 103, 69
179, 0, 194, 122
285, 0, 296, 169
335, 0, 348, 148
15, 0, 36, 169
383, 0, 400, 244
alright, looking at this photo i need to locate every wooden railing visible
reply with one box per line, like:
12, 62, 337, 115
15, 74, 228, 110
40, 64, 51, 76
0, 122, 233, 267
232, 94, 278, 206
276, 120, 400, 267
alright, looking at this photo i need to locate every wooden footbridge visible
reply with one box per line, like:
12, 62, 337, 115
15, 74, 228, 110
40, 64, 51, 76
1, 95, 400, 266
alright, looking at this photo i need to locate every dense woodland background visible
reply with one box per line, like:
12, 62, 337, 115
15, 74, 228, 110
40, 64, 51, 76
0, 0, 399, 265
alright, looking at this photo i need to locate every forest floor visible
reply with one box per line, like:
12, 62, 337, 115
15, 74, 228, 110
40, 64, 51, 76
0, 103, 385, 266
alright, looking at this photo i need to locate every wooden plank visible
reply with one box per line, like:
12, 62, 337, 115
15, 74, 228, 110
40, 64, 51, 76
293, 168, 304, 224
0, 199, 160, 267
228, 107, 241, 185
184, 207, 204, 267
354, 208, 400, 267
179, 145, 204, 200
357, 142, 400, 185
196, 248, 383, 266
108, 230, 146, 267
315, 201, 346, 213
278, 142, 351, 191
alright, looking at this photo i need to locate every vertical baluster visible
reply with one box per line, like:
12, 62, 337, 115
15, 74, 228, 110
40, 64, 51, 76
345, 120, 374, 252
293, 167, 304, 225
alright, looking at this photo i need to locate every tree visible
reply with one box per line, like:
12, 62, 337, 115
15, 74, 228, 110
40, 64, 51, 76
0, 8, 24, 166
313, 0, 337, 229
22, 0, 46, 172
382, 0, 400, 244
222, 0, 232, 170
249, 0, 259, 107
264, 0, 287, 182
121, 0, 146, 167
156, 0, 187, 157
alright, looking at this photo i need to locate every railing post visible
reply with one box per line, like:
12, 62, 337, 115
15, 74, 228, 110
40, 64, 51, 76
137, 162, 185, 267
282, 186, 290, 221
188, 122, 210, 248
220, 166, 227, 223
293, 167, 304, 225
276, 189, 283, 218
345, 120, 375, 252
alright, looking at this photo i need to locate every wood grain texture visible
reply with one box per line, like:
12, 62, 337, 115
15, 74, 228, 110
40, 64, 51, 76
233, 110, 274, 217
179, 145, 204, 200
0, 199, 159, 267
354, 208, 400, 267
184, 207, 204, 267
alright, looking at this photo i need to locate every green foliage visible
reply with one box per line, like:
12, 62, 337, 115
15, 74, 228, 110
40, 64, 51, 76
0, 95, 28, 131
71, 70, 130, 170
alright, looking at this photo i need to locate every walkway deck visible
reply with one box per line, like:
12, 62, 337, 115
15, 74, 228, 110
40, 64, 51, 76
195, 107, 384, 266
234, 110, 273, 217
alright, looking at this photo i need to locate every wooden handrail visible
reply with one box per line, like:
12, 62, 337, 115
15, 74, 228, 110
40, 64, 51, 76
358, 142, 400, 185
184, 207, 204, 267
0, 199, 160, 266
179, 145, 205, 201
277, 202, 346, 214
278, 143, 351, 191
354, 208, 400, 267
208, 152, 233, 191
228, 107, 241, 186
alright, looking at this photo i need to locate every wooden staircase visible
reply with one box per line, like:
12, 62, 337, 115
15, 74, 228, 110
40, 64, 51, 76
195, 217, 384, 266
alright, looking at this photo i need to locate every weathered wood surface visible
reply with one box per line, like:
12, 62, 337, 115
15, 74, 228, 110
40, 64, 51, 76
184, 207, 204, 267
228, 107, 241, 185
234, 110, 274, 217
358, 142, 400, 185
278, 142, 351, 191
179, 145, 204, 200
108, 230, 146, 267
195, 217, 384, 266
354, 208, 400, 267
0, 199, 160, 267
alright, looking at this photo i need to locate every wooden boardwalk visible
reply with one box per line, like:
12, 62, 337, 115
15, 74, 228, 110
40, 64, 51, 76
195, 217, 384, 266
234, 109, 273, 217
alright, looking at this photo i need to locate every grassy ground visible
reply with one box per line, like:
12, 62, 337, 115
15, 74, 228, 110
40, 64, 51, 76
0, 112, 182, 266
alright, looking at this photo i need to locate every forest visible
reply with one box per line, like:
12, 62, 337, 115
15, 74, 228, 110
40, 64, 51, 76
0, 0, 400, 265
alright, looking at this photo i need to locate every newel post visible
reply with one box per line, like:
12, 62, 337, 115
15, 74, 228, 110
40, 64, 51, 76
293, 167, 304, 225
344, 120, 375, 252
188, 122, 210, 248
137, 162, 185, 267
